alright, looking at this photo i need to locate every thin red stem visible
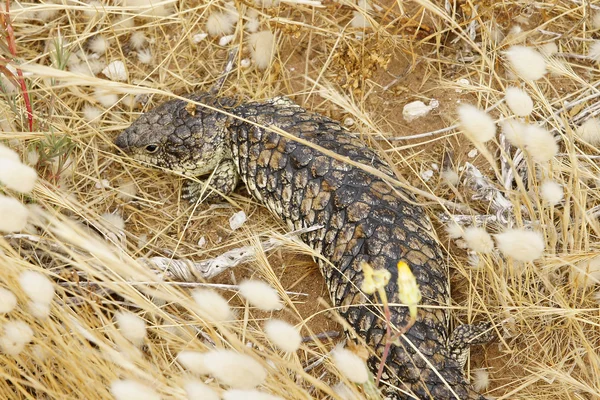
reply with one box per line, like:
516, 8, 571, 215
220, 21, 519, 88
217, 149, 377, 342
2, 0, 33, 131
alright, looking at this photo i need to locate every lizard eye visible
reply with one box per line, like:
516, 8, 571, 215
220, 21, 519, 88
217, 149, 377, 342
145, 144, 159, 153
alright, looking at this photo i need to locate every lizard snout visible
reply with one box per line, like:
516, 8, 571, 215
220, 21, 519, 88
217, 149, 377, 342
114, 132, 131, 153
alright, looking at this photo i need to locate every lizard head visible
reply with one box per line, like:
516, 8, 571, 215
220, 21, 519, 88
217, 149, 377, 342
115, 93, 234, 176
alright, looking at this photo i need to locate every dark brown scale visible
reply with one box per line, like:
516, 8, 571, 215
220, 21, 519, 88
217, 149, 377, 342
115, 93, 493, 400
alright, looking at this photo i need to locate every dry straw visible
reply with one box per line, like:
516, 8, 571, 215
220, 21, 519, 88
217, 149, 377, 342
0, 0, 599, 399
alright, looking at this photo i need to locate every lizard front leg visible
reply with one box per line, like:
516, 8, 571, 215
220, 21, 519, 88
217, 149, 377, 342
182, 158, 239, 203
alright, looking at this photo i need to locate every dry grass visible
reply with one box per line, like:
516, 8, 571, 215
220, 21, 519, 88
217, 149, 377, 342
1, 0, 600, 399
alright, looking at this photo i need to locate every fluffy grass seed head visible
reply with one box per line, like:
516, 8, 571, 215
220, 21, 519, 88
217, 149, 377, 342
238, 280, 283, 311
463, 227, 494, 254
222, 390, 283, 400
445, 222, 463, 239
184, 380, 219, 400
539, 41, 558, 56
82, 104, 103, 124
441, 169, 460, 186
264, 319, 301, 353
499, 119, 527, 148
504, 45, 547, 81
0, 195, 29, 232
0, 288, 17, 313
505, 87, 533, 117
102, 60, 128, 81
593, 11, 600, 30
177, 351, 210, 375
115, 311, 147, 346
540, 180, 564, 206
19, 270, 55, 305
129, 31, 147, 49
203, 349, 267, 389
0, 159, 37, 193
117, 180, 138, 200
248, 30, 275, 70
458, 104, 496, 143
522, 124, 558, 163
110, 379, 160, 400
0, 320, 33, 356
472, 369, 490, 391
588, 41, 600, 62
28, 301, 51, 320
192, 289, 235, 322
494, 229, 545, 262
572, 256, 600, 288
206, 12, 235, 36
0, 143, 20, 162
137, 49, 153, 64
94, 88, 119, 108
88, 35, 108, 54
331, 345, 369, 384
576, 118, 600, 145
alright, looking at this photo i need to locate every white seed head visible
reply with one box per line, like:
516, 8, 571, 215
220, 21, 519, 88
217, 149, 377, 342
203, 349, 267, 389
0, 143, 20, 162
37, 7, 59, 21
0, 195, 29, 232
441, 169, 459, 186
206, 12, 235, 36
463, 227, 494, 254
504, 87, 533, 117
110, 379, 160, 400
576, 118, 600, 145
504, 45, 547, 81
331, 346, 369, 384
593, 11, 600, 30
238, 280, 283, 311
445, 222, 463, 239
264, 319, 301, 353
248, 30, 275, 70
458, 104, 496, 143
19, 270, 55, 305
137, 49, 153, 64
332, 382, 360, 400
88, 35, 108, 54
117, 180, 138, 200
494, 229, 545, 262
94, 88, 119, 108
572, 256, 600, 288
539, 41, 558, 56
0, 288, 17, 313
222, 390, 283, 400
192, 289, 235, 322
472, 369, 490, 391
0, 159, 37, 193
28, 301, 51, 320
177, 351, 210, 375
115, 311, 147, 345
83, 105, 103, 124
588, 41, 600, 62
101, 212, 125, 231
540, 180, 563, 206
522, 125, 558, 163
130, 31, 147, 49
124, 0, 173, 17
184, 380, 219, 400
499, 119, 527, 148
0, 320, 33, 356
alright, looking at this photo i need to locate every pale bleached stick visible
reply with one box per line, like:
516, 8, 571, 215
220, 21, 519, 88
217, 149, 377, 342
140, 225, 323, 281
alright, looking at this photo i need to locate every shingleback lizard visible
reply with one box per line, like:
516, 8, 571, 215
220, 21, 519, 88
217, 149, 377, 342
115, 92, 494, 399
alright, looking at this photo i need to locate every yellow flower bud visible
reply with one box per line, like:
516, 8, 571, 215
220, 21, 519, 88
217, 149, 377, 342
396, 261, 422, 320
360, 261, 391, 294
